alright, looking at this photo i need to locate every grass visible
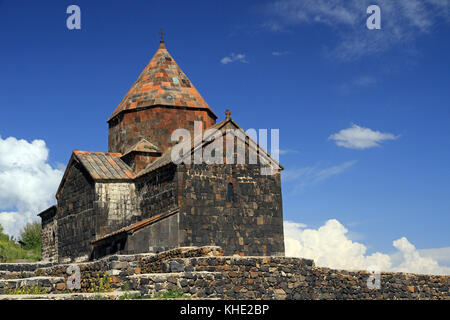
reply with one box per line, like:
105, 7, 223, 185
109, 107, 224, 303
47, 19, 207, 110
3, 285, 48, 295
0, 224, 41, 263
89, 273, 113, 293
0, 239, 41, 263
119, 292, 144, 300
153, 288, 191, 299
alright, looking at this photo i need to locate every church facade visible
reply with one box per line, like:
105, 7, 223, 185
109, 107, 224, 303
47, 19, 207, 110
38, 38, 285, 263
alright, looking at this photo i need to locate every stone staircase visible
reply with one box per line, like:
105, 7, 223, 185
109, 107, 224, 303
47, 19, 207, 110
0, 246, 225, 299
2, 247, 445, 300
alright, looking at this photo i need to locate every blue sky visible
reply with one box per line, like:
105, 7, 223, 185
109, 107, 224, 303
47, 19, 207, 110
0, 1, 449, 272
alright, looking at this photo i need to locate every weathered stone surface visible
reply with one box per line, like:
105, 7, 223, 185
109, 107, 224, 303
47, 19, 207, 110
0, 246, 448, 300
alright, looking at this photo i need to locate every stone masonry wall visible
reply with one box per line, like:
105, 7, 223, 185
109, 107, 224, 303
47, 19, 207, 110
157, 256, 448, 299
56, 162, 96, 262
123, 212, 180, 254
40, 208, 58, 262
135, 164, 178, 220
178, 163, 285, 256
95, 182, 138, 236
108, 106, 216, 155
0, 247, 448, 299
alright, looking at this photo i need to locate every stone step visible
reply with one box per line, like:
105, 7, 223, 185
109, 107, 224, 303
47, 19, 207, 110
0, 270, 35, 280
33, 246, 223, 278
0, 290, 141, 300
162, 256, 314, 273
0, 276, 65, 294
127, 271, 226, 299
0, 261, 53, 272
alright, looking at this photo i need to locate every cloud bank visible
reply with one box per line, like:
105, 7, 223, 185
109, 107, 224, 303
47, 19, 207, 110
284, 219, 450, 275
0, 136, 63, 238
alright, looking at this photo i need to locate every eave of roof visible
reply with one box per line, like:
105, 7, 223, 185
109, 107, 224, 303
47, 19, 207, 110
37, 205, 57, 217
91, 208, 179, 246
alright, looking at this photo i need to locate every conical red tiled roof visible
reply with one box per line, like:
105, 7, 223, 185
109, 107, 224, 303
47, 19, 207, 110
108, 41, 216, 122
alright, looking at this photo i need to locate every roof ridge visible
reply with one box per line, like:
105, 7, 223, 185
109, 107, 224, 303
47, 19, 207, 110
73, 149, 123, 157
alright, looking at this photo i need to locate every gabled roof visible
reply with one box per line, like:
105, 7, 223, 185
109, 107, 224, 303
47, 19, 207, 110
135, 115, 283, 178
37, 205, 56, 218
73, 150, 134, 180
122, 138, 161, 156
55, 150, 134, 198
108, 40, 217, 122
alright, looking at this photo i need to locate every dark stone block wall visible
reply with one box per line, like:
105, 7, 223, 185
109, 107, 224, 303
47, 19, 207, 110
124, 212, 180, 254
135, 164, 178, 220
56, 163, 97, 262
177, 163, 285, 256
108, 106, 216, 155
40, 207, 58, 262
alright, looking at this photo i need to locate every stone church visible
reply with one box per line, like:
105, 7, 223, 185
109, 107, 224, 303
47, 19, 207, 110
38, 37, 285, 263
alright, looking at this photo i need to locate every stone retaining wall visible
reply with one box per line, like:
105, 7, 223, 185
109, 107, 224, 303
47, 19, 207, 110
158, 256, 449, 299
0, 247, 448, 299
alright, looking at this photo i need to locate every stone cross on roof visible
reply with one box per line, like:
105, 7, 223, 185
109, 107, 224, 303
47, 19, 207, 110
158, 28, 165, 42
225, 109, 231, 119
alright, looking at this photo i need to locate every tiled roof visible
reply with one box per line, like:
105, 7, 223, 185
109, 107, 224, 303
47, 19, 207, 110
122, 138, 161, 156
91, 208, 179, 245
73, 150, 134, 180
135, 116, 283, 178
108, 41, 216, 122
135, 120, 224, 177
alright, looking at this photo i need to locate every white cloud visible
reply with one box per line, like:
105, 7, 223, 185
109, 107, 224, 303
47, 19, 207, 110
418, 247, 450, 266
284, 219, 450, 275
272, 51, 293, 56
220, 53, 248, 65
283, 160, 356, 192
336, 75, 378, 95
278, 148, 299, 155
329, 124, 398, 149
0, 136, 63, 238
263, 0, 450, 60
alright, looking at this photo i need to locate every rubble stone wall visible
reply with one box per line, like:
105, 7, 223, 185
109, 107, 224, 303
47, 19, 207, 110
0, 247, 448, 299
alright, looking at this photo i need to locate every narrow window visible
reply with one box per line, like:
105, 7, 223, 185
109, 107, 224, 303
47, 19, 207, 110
227, 182, 233, 202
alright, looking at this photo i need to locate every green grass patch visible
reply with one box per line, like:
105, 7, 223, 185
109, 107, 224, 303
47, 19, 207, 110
0, 223, 42, 263
153, 288, 191, 299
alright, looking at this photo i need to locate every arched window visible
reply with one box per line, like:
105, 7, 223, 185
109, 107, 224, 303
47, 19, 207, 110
227, 182, 233, 202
